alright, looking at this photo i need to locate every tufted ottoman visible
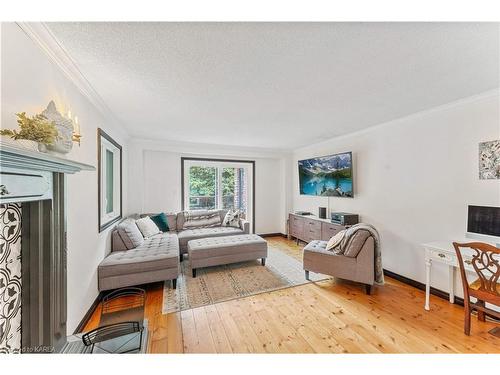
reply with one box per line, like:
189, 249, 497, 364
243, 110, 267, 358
187, 234, 268, 277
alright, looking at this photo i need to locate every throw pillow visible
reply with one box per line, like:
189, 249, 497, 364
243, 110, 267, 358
150, 212, 169, 232
117, 218, 144, 249
343, 230, 371, 257
325, 229, 346, 252
222, 210, 242, 228
183, 210, 221, 229
136, 216, 161, 238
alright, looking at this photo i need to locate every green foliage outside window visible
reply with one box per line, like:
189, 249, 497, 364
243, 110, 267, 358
222, 168, 235, 196
189, 166, 236, 197
189, 166, 216, 196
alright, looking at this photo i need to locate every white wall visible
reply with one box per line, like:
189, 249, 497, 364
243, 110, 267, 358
292, 91, 500, 295
128, 139, 288, 235
1, 23, 129, 334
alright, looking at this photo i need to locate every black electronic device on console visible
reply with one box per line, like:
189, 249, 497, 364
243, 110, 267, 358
331, 212, 359, 226
318, 207, 327, 219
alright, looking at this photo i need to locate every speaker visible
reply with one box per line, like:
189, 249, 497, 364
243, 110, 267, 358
318, 207, 327, 219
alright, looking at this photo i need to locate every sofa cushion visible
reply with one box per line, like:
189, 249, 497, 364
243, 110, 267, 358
136, 216, 161, 238
99, 232, 179, 278
177, 226, 244, 250
116, 218, 144, 249
177, 210, 228, 231
182, 210, 222, 229
222, 210, 242, 228
343, 229, 371, 257
141, 212, 177, 232
303, 240, 331, 255
150, 212, 169, 232
325, 230, 346, 251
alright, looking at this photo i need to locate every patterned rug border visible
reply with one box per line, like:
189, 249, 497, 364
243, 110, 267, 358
162, 246, 329, 314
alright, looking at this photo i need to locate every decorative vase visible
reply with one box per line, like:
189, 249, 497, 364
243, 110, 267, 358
41, 101, 73, 154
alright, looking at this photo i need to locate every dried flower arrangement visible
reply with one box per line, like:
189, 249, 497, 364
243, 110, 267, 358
0, 112, 59, 145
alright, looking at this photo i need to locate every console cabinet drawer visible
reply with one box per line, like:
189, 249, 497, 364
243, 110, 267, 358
289, 214, 304, 238
321, 222, 343, 241
305, 220, 321, 231
290, 225, 303, 238
304, 227, 321, 241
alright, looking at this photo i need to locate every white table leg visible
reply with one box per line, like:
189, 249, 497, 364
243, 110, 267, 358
425, 258, 432, 311
449, 265, 455, 304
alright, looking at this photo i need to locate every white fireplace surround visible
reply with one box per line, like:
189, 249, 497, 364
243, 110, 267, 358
0, 141, 93, 353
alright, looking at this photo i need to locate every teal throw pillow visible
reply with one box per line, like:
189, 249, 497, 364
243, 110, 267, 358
150, 213, 169, 232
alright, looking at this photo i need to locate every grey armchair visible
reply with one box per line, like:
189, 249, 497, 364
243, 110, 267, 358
303, 236, 375, 294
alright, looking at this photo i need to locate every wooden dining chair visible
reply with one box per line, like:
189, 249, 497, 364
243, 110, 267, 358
452, 242, 500, 335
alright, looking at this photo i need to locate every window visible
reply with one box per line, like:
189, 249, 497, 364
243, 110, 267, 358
98, 128, 122, 232
182, 158, 254, 232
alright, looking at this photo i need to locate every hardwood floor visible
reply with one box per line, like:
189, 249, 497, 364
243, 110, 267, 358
82, 237, 499, 353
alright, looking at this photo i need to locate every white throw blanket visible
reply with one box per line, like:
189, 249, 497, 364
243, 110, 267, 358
333, 223, 384, 285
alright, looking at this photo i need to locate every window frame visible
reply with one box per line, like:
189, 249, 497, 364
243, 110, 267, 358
181, 157, 255, 233
97, 128, 123, 232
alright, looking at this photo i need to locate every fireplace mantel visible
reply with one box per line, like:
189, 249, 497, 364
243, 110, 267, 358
0, 141, 94, 174
0, 141, 94, 353
0, 141, 94, 205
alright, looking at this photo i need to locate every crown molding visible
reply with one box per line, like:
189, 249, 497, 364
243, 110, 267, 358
297, 88, 500, 152
16, 22, 126, 135
129, 137, 292, 159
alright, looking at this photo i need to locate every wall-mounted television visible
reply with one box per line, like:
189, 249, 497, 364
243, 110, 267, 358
298, 152, 353, 197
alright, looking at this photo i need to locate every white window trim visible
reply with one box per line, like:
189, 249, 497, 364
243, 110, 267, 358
183, 159, 253, 231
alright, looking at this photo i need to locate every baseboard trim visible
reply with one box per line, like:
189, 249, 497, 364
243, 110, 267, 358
259, 233, 287, 238
383, 269, 464, 306
74, 292, 104, 334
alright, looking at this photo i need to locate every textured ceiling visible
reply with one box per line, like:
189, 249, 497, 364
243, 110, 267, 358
47, 22, 499, 150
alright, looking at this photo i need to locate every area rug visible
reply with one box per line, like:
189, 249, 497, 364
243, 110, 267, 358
162, 245, 328, 314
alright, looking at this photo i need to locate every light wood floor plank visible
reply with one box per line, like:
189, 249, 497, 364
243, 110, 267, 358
242, 295, 290, 353
204, 304, 233, 353
180, 309, 198, 353
213, 303, 252, 353
190, 307, 218, 353
216, 301, 266, 353
166, 313, 184, 353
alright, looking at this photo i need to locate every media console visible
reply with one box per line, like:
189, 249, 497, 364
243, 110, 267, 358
288, 213, 348, 244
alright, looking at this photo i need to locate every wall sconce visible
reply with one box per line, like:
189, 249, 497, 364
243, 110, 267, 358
69, 111, 82, 146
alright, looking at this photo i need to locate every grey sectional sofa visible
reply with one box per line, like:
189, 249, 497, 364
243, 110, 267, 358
97, 209, 250, 292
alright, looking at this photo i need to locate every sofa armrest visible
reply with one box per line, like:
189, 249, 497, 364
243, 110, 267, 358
354, 236, 375, 285
240, 219, 250, 234
112, 229, 129, 252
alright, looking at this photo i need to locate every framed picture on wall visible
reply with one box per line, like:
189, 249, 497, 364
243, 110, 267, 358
98, 128, 122, 232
